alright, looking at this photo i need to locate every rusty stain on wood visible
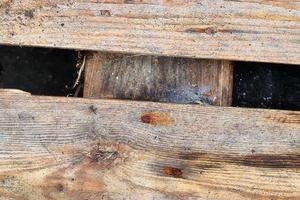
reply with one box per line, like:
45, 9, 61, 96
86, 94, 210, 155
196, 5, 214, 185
163, 167, 183, 178
141, 112, 175, 125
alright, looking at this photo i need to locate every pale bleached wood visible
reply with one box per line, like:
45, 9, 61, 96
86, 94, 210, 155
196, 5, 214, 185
0, 0, 300, 64
0, 89, 299, 200
83, 52, 233, 106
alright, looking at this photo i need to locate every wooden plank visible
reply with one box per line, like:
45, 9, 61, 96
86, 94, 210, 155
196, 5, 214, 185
0, 1, 300, 64
83, 52, 233, 106
0, 89, 299, 200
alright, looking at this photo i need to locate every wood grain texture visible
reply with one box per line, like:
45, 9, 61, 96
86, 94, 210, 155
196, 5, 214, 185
83, 52, 233, 106
0, 0, 300, 64
0, 89, 299, 199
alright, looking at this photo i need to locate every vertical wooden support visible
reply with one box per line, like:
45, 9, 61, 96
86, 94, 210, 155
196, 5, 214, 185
84, 52, 233, 106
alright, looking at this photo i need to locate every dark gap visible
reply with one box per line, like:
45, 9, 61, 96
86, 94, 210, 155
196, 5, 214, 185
233, 62, 300, 111
0, 46, 82, 97
1, 46, 300, 111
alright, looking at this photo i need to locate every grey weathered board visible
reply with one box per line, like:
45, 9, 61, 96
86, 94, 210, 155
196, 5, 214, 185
83, 52, 233, 106
0, 0, 300, 64
0, 89, 299, 200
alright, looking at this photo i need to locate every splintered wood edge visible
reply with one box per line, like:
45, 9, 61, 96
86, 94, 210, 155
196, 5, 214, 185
0, 0, 299, 65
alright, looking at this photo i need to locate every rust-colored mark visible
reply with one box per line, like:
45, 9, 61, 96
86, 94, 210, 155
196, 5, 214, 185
186, 27, 218, 35
163, 167, 183, 178
186, 28, 205, 33
264, 113, 300, 124
141, 112, 175, 125
100, 10, 111, 16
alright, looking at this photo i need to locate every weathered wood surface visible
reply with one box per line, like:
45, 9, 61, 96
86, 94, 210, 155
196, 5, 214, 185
0, 0, 300, 64
84, 52, 233, 106
0, 89, 299, 199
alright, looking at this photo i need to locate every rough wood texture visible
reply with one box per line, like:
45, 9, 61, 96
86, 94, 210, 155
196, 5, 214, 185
84, 52, 233, 106
0, 0, 300, 64
0, 89, 299, 200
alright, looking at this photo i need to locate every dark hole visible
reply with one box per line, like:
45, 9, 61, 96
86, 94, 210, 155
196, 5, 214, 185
0, 62, 3, 77
0, 46, 81, 97
233, 62, 300, 111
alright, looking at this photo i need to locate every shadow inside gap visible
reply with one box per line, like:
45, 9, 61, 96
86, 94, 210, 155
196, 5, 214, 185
0, 46, 80, 97
233, 62, 300, 111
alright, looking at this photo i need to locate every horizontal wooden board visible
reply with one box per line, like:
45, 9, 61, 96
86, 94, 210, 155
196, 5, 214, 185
0, 89, 299, 199
0, 0, 300, 64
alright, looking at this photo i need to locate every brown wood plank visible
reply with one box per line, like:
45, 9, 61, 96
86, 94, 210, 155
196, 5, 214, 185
0, 89, 299, 200
0, 0, 299, 64
83, 52, 233, 106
